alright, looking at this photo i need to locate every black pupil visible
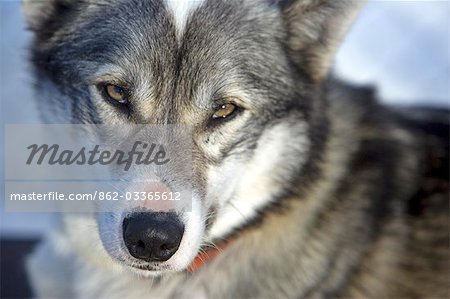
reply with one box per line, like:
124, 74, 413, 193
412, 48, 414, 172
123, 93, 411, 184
112, 85, 124, 96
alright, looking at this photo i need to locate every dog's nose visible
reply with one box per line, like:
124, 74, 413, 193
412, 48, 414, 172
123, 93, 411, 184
122, 212, 184, 262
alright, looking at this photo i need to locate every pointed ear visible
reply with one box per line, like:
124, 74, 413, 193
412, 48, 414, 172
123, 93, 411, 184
280, 0, 363, 82
22, 0, 76, 31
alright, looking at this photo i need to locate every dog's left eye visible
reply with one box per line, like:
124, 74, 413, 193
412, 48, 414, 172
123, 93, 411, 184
212, 103, 238, 119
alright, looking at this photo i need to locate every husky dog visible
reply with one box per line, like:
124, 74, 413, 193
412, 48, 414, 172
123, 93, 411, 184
23, 0, 448, 298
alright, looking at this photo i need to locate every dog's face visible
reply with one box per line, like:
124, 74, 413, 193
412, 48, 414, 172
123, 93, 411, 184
23, 0, 360, 275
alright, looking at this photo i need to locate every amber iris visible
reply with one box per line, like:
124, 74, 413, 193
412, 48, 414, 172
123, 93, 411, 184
105, 84, 128, 103
213, 103, 237, 119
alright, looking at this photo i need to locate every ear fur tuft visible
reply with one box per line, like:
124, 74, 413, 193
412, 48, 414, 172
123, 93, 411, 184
281, 0, 364, 81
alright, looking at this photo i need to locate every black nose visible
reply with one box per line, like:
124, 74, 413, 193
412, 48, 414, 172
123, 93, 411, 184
123, 212, 184, 262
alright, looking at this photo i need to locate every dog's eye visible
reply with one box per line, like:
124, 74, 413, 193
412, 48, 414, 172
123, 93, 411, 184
103, 83, 129, 104
213, 103, 238, 119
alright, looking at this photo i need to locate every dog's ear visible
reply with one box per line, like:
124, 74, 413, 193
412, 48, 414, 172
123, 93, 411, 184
279, 0, 363, 82
22, 0, 76, 32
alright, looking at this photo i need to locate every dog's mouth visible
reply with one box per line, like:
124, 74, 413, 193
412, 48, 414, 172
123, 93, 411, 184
120, 257, 181, 275
126, 263, 171, 275
120, 234, 232, 275
128, 262, 162, 271
124, 263, 175, 277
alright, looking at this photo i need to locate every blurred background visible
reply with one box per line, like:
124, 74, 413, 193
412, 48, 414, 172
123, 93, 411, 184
0, 0, 449, 297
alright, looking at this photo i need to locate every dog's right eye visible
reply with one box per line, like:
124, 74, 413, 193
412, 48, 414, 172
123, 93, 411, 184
102, 83, 129, 105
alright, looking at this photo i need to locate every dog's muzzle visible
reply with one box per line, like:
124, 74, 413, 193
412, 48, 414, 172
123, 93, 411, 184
122, 212, 184, 262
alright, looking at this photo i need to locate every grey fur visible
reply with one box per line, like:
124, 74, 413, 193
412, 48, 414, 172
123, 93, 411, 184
23, 0, 449, 298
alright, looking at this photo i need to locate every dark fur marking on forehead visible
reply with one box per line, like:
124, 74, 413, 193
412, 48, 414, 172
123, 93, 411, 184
32, 0, 173, 81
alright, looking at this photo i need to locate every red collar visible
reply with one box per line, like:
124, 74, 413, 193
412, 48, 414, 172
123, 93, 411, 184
187, 239, 231, 273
